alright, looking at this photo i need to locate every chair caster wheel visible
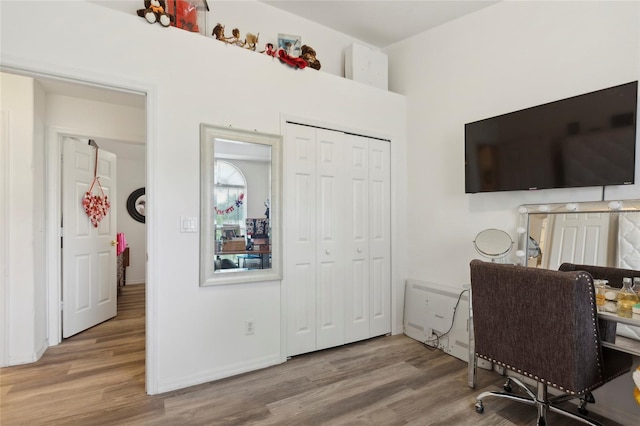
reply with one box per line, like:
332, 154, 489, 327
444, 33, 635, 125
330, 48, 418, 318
503, 378, 512, 393
578, 398, 590, 415
475, 401, 484, 413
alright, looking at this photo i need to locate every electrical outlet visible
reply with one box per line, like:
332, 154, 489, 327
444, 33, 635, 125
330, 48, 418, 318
245, 320, 255, 335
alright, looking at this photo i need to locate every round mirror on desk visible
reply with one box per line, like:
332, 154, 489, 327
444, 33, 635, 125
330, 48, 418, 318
474, 228, 513, 262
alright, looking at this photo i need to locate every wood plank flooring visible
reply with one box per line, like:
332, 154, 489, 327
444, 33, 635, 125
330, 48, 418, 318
0, 284, 620, 425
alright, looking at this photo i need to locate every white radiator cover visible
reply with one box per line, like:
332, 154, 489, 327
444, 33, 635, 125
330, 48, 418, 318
404, 279, 471, 362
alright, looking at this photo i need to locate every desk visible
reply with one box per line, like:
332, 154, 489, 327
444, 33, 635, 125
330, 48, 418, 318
467, 290, 640, 388
216, 250, 271, 269
598, 311, 640, 357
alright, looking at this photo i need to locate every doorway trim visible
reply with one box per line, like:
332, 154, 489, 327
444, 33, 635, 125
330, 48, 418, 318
0, 111, 9, 367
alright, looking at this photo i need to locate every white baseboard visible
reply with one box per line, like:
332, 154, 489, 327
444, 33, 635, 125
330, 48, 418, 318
8, 339, 48, 366
156, 354, 283, 394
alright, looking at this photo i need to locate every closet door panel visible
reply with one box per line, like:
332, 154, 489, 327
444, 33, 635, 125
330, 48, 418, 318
369, 139, 391, 337
287, 263, 316, 356
285, 124, 317, 356
315, 129, 345, 349
316, 261, 344, 349
345, 135, 370, 343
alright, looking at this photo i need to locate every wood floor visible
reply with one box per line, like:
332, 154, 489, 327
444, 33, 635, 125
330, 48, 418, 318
1, 284, 620, 426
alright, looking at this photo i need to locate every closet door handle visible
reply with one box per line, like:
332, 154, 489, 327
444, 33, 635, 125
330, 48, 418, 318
325, 249, 331, 255
357, 248, 362, 253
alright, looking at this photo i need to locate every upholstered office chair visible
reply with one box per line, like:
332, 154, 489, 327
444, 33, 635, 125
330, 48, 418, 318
558, 262, 639, 289
470, 260, 632, 425
559, 262, 640, 340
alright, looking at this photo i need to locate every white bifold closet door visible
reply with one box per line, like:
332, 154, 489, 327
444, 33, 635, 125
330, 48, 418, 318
285, 122, 391, 357
344, 134, 391, 342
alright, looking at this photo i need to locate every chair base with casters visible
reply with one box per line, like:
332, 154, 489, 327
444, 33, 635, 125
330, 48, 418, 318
475, 376, 603, 426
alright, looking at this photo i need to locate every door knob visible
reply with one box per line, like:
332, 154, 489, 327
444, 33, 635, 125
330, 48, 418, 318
111, 240, 118, 246
357, 248, 362, 253
325, 249, 331, 255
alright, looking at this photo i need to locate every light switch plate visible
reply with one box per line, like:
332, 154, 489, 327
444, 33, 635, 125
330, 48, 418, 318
180, 216, 198, 233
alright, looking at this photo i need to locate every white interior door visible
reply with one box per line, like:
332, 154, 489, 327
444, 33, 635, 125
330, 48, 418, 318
62, 138, 117, 338
546, 211, 611, 270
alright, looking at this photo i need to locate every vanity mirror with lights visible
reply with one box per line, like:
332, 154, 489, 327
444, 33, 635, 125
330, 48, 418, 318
200, 124, 281, 286
516, 200, 640, 270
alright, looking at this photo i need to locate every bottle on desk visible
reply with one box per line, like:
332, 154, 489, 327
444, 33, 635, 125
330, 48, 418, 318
617, 277, 639, 318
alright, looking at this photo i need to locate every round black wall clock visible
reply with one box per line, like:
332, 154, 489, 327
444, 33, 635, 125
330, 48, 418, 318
127, 187, 146, 223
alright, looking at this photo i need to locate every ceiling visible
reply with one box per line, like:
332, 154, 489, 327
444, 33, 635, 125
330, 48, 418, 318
260, 0, 500, 48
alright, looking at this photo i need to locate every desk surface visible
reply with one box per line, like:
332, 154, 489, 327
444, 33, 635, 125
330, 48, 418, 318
598, 311, 640, 327
216, 250, 271, 255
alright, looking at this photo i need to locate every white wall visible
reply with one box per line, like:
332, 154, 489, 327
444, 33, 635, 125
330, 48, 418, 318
0, 1, 407, 393
0, 73, 48, 365
386, 1, 639, 423
230, 159, 270, 219
92, 0, 380, 78
388, 0, 640, 287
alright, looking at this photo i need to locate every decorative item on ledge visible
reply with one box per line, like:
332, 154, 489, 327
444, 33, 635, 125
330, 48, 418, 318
166, 0, 209, 35
136, 0, 172, 27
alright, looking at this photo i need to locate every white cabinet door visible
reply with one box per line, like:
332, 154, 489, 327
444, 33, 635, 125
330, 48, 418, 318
344, 135, 370, 343
368, 139, 391, 337
284, 124, 317, 356
315, 129, 346, 350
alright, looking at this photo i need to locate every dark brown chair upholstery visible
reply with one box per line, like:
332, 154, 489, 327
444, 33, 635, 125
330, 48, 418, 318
470, 259, 632, 425
558, 263, 640, 343
558, 262, 639, 289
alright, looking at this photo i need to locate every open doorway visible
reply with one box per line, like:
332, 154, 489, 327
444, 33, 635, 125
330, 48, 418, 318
1, 69, 147, 369
40, 77, 147, 347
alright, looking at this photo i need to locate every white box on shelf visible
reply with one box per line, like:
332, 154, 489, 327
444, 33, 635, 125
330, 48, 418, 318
344, 43, 388, 90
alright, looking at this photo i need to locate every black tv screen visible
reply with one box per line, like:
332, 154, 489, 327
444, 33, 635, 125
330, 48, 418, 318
465, 81, 638, 193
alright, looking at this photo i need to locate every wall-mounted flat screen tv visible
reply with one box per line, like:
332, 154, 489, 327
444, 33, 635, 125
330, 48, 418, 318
465, 81, 638, 193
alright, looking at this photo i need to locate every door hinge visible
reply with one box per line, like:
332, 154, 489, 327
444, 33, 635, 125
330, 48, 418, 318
60, 301, 64, 311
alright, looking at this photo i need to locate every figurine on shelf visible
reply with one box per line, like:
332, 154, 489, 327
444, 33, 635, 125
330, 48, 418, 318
261, 43, 276, 57
244, 33, 259, 51
212, 23, 228, 42
300, 45, 321, 70
227, 28, 245, 47
136, 0, 172, 27
276, 47, 308, 69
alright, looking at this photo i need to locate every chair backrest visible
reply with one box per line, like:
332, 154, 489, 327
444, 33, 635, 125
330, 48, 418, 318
470, 259, 603, 396
558, 262, 639, 289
